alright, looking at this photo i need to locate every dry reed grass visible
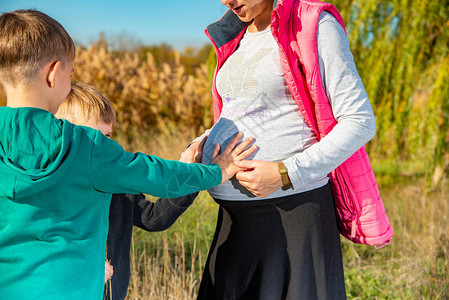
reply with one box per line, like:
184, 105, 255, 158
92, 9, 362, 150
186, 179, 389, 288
127, 225, 205, 300
71, 41, 213, 150
127, 189, 218, 300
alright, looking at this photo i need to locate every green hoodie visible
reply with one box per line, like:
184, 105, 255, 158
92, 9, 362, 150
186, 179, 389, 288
0, 107, 221, 299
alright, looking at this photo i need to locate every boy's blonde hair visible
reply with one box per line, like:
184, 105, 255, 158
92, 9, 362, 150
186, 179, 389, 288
0, 9, 75, 87
56, 83, 116, 125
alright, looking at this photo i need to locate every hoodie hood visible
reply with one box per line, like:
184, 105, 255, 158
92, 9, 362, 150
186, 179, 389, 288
0, 107, 73, 198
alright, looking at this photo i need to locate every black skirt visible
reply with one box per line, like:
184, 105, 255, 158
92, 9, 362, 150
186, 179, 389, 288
197, 183, 346, 300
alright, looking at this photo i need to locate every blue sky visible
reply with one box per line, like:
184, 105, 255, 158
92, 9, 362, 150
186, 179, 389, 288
0, 0, 228, 50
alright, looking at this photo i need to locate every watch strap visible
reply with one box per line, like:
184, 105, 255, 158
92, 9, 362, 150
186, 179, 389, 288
277, 161, 292, 190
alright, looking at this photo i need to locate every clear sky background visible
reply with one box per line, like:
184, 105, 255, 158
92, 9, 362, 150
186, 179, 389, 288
0, 0, 228, 50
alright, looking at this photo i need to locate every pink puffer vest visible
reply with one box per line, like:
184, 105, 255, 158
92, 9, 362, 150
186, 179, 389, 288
206, 0, 393, 247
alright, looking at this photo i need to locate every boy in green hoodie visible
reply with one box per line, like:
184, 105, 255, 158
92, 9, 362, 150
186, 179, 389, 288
56, 82, 205, 300
0, 9, 256, 300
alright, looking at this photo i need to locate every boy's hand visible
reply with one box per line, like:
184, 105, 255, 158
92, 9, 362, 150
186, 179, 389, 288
211, 132, 258, 184
179, 136, 208, 164
104, 261, 113, 283
194, 135, 208, 163
179, 141, 200, 163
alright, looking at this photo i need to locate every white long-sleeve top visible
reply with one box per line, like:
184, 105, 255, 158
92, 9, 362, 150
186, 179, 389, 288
194, 12, 376, 200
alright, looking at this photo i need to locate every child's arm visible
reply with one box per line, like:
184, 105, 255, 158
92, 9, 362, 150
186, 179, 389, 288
90, 131, 256, 198
130, 193, 198, 232
131, 136, 204, 231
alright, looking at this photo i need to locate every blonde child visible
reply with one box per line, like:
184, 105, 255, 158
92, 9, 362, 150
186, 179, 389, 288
56, 83, 203, 300
0, 10, 256, 299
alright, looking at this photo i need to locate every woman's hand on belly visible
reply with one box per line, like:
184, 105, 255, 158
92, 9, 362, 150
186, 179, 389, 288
234, 160, 283, 198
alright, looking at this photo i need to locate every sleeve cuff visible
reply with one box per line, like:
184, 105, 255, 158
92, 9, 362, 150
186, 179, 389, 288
190, 129, 211, 146
283, 157, 303, 190
167, 192, 199, 207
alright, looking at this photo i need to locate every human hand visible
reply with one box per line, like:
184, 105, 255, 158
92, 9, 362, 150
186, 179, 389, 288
104, 261, 114, 283
234, 160, 283, 198
179, 141, 200, 164
193, 135, 208, 163
211, 132, 258, 184
179, 135, 208, 164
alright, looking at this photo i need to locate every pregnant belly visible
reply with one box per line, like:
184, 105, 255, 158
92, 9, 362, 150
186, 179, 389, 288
201, 117, 310, 165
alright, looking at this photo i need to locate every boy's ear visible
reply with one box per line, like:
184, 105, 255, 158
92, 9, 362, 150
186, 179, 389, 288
46, 61, 62, 88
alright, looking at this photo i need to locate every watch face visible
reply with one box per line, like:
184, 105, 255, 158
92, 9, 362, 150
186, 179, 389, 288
278, 162, 287, 173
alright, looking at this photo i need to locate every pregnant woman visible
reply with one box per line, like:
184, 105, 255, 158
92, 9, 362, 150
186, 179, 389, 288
182, 0, 379, 298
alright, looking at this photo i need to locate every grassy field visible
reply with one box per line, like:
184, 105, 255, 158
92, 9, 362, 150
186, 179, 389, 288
122, 134, 448, 300
126, 181, 448, 300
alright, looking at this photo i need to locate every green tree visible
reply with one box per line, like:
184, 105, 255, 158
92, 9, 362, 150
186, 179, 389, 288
330, 0, 449, 185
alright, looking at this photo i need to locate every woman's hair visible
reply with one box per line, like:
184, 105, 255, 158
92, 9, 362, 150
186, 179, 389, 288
56, 83, 116, 125
0, 9, 76, 87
